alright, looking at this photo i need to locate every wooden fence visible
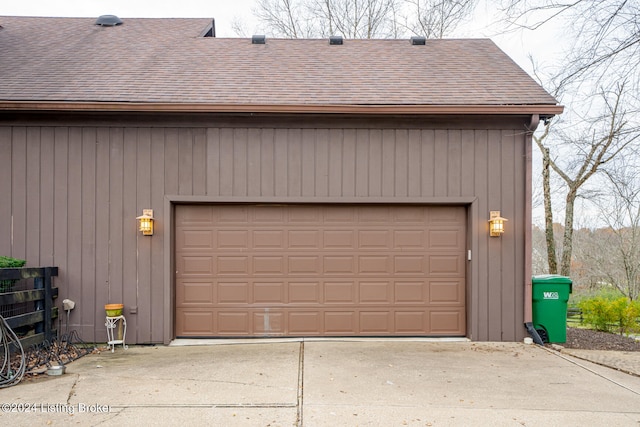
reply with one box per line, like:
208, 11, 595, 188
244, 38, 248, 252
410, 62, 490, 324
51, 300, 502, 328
0, 267, 58, 349
566, 307, 583, 325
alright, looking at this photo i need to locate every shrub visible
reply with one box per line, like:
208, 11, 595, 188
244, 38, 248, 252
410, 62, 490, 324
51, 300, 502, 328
579, 296, 640, 335
579, 297, 615, 332
570, 287, 624, 305
614, 298, 640, 335
0, 256, 26, 292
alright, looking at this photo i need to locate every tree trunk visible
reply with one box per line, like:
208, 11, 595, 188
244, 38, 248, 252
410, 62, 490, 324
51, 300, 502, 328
541, 146, 558, 273
560, 189, 577, 276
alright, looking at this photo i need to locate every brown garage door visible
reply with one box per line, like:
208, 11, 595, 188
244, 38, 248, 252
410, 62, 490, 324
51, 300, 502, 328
175, 204, 466, 337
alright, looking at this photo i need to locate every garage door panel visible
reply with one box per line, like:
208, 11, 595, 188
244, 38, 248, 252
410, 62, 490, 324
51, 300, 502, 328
217, 206, 249, 223
253, 256, 285, 275
393, 207, 426, 223
217, 282, 250, 304
178, 256, 214, 276
324, 311, 356, 334
177, 280, 215, 306
217, 311, 250, 335
428, 206, 465, 224
254, 282, 285, 303
428, 254, 464, 275
360, 311, 392, 333
394, 230, 425, 248
324, 230, 355, 249
254, 311, 284, 334
289, 230, 320, 248
252, 206, 285, 222
289, 282, 321, 303
395, 311, 426, 333
289, 311, 321, 334
217, 256, 249, 275
288, 207, 321, 223
394, 255, 425, 274
289, 256, 320, 274
359, 256, 390, 273
216, 230, 248, 249
323, 256, 355, 274
175, 204, 466, 337
358, 230, 390, 248
177, 230, 214, 251
176, 310, 215, 335
394, 281, 426, 303
430, 280, 465, 304
323, 207, 356, 222
359, 281, 391, 304
429, 229, 464, 249
429, 310, 465, 334
253, 230, 285, 249
358, 207, 390, 222
176, 205, 214, 225
324, 282, 355, 304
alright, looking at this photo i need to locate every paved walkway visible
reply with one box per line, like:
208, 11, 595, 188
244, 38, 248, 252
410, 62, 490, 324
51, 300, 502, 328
556, 346, 640, 377
0, 341, 639, 426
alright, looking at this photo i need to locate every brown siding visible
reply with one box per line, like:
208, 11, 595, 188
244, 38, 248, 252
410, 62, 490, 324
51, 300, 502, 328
0, 114, 529, 343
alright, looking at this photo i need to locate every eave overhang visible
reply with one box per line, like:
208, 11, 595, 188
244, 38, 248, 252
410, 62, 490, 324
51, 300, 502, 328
0, 101, 564, 118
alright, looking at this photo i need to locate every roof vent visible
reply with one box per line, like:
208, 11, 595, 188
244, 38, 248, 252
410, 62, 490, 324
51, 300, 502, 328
252, 35, 266, 44
329, 35, 343, 45
410, 36, 426, 45
95, 15, 123, 27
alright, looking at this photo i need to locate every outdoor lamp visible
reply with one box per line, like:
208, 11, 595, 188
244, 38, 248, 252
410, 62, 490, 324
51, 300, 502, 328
136, 209, 154, 236
489, 211, 507, 237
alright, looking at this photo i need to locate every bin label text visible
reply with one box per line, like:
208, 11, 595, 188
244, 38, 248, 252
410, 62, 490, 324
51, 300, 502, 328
543, 291, 559, 300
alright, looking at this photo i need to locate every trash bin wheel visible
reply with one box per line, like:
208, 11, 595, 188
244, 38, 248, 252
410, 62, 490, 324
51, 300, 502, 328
536, 328, 548, 343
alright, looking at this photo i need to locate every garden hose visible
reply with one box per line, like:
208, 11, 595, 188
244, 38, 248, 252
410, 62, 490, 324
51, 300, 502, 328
0, 315, 25, 388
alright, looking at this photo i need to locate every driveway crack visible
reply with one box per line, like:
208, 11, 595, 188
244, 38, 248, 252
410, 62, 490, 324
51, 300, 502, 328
67, 374, 80, 404
296, 341, 304, 426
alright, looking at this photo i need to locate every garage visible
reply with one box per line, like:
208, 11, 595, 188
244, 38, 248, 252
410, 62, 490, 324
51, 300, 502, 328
175, 204, 466, 337
1, 17, 564, 343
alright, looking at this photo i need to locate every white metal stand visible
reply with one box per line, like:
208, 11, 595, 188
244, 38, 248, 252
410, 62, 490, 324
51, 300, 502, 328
105, 315, 128, 352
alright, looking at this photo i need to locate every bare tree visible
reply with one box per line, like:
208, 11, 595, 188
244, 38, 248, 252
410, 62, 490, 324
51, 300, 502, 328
403, 0, 477, 38
253, 0, 317, 38
251, 0, 477, 38
308, 0, 400, 38
253, 0, 400, 38
534, 121, 559, 273
500, 0, 640, 88
582, 161, 640, 300
534, 82, 639, 276
532, 224, 554, 274
498, 1, 640, 279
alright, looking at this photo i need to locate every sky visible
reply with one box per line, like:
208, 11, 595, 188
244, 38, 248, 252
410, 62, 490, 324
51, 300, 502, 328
0, 0, 564, 77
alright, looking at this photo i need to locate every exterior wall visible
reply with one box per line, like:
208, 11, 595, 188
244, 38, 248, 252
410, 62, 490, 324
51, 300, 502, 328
0, 114, 530, 343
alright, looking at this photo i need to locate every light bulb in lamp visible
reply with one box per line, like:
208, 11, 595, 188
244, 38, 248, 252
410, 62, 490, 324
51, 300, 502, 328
489, 211, 507, 237
136, 209, 154, 236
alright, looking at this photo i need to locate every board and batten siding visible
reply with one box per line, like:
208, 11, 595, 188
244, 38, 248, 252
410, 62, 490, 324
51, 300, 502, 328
0, 115, 529, 343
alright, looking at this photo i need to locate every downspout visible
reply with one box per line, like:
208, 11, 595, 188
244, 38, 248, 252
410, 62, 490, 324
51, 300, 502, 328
524, 114, 544, 345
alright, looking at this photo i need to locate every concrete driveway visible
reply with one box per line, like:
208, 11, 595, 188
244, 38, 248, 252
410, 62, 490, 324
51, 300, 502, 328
0, 340, 639, 426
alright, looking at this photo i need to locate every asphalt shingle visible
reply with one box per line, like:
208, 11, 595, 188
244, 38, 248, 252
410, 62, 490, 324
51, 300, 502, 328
0, 16, 560, 110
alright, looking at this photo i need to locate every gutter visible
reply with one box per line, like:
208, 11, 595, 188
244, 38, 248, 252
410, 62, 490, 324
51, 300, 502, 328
0, 101, 564, 117
524, 113, 544, 345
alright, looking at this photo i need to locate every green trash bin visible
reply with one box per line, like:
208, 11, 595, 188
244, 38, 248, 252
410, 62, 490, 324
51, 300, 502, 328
532, 275, 572, 343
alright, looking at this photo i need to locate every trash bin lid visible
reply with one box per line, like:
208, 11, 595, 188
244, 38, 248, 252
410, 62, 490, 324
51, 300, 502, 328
532, 274, 572, 285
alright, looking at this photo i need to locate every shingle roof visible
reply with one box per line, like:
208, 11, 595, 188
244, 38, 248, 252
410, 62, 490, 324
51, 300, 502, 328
0, 16, 561, 115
